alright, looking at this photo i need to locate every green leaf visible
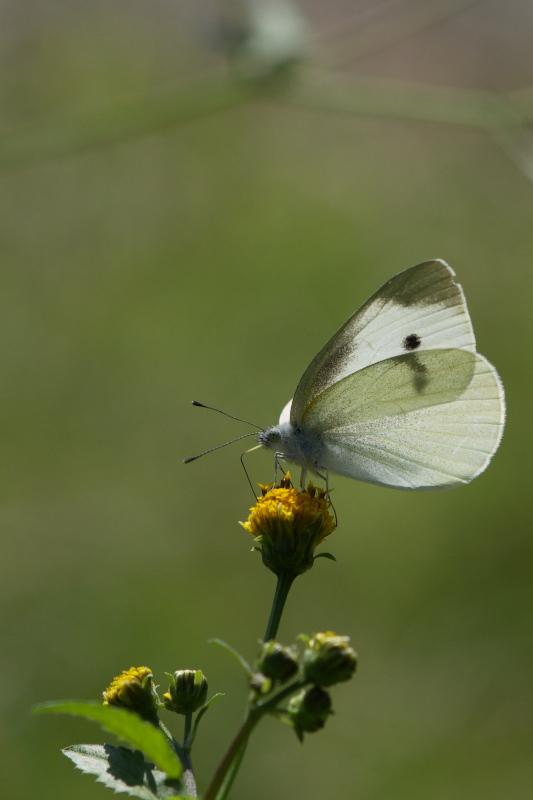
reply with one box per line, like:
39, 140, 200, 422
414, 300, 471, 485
34, 701, 182, 778
62, 743, 188, 799
208, 638, 252, 675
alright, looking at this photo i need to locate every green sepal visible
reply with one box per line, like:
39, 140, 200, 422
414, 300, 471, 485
185, 693, 224, 750
208, 638, 253, 676
62, 743, 188, 799
313, 552, 336, 562
293, 727, 304, 743
34, 701, 182, 778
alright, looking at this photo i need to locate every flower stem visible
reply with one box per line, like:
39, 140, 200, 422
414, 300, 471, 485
158, 719, 197, 797
264, 571, 296, 642
205, 573, 297, 799
183, 709, 193, 751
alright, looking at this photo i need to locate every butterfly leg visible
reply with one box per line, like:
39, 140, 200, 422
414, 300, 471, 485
315, 465, 330, 497
274, 452, 286, 485
316, 465, 337, 525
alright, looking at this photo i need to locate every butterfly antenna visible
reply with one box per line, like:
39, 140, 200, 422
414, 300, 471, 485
191, 401, 265, 431
184, 432, 259, 464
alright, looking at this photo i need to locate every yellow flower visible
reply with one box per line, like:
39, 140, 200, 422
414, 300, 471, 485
103, 666, 160, 723
241, 474, 336, 576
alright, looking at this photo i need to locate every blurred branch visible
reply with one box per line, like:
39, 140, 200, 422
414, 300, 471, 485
277, 67, 526, 130
491, 127, 533, 183
0, 67, 530, 176
2, 0, 533, 181
507, 87, 533, 124
0, 73, 253, 172
317, 0, 485, 66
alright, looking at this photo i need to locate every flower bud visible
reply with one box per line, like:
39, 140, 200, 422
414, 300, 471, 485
103, 666, 160, 723
288, 686, 332, 741
249, 671, 273, 695
163, 669, 208, 715
302, 632, 357, 687
256, 641, 299, 684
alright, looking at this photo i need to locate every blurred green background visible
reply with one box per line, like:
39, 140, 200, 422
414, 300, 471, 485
1, 1, 532, 798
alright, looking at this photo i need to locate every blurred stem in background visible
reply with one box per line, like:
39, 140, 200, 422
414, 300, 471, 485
1, 0, 533, 180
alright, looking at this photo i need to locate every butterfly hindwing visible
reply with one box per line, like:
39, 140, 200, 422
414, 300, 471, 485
301, 349, 504, 490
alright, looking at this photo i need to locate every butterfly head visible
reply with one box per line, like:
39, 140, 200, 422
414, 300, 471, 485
258, 423, 291, 452
258, 422, 324, 473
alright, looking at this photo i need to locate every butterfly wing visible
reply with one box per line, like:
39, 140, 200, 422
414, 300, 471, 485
301, 349, 505, 490
289, 260, 476, 426
279, 398, 293, 425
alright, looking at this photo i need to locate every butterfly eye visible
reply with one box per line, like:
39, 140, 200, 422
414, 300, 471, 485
268, 431, 281, 443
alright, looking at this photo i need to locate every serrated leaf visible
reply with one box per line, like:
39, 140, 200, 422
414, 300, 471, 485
34, 701, 182, 778
62, 743, 188, 799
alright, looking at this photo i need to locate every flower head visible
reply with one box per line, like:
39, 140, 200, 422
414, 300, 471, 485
288, 686, 333, 741
241, 474, 336, 577
103, 666, 160, 723
256, 640, 299, 685
301, 632, 357, 687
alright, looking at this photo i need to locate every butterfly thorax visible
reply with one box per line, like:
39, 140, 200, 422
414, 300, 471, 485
258, 422, 323, 470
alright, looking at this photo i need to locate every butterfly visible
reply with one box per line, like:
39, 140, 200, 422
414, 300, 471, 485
258, 260, 505, 490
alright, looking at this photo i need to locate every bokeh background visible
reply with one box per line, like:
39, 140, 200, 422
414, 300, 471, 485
1, 1, 532, 798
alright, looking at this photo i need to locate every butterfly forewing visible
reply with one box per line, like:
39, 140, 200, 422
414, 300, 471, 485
301, 349, 504, 490
290, 260, 476, 425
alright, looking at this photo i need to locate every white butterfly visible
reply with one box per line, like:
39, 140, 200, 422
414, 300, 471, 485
258, 260, 505, 490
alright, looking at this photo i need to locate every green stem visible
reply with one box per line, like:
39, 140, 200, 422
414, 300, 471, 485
264, 571, 296, 641
183, 710, 193, 751
158, 719, 196, 796
203, 712, 259, 800
215, 737, 249, 799
204, 678, 308, 800
205, 573, 299, 800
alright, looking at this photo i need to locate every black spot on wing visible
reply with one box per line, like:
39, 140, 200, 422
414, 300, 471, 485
403, 333, 421, 351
